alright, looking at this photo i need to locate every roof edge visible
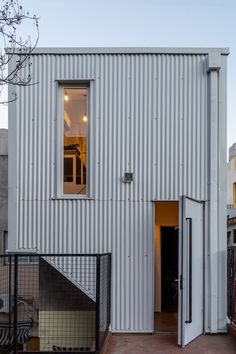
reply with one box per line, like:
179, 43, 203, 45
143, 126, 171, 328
8, 47, 230, 55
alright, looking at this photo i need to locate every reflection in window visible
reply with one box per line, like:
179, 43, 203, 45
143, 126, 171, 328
63, 88, 88, 195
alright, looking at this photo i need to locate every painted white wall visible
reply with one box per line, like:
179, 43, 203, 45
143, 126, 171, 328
227, 154, 236, 205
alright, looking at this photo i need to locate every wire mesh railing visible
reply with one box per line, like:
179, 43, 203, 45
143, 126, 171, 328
227, 247, 236, 324
0, 253, 111, 354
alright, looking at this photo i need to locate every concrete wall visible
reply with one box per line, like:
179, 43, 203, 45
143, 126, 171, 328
0, 129, 8, 254
39, 311, 95, 350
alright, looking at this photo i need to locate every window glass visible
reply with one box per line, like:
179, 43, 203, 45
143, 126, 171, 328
227, 231, 231, 246
63, 88, 88, 195
233, 229, 236, 244
234, 183, 236, 208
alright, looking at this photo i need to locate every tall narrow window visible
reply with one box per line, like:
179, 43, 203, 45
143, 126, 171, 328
63, 88, 88, 195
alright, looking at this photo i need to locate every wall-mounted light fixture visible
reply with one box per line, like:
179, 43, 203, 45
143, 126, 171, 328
123, 172, 134, 183
64, 92, 69, 101
83, 114, 88, 122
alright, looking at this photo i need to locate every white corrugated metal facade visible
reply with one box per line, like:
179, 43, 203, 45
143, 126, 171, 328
8, 48, 228, 333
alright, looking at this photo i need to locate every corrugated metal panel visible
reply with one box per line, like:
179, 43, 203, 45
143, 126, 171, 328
17, 199, 154, 332
11, 53, 208, 332
16, 53, 208, 203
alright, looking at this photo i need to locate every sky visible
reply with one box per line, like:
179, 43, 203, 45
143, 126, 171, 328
0, 0, 235, 148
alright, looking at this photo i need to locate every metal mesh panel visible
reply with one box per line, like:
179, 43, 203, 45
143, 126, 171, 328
96, 254, 111, 351
228, 248, 236, 323
0, 255, 14, 354
0, 254, 111, 354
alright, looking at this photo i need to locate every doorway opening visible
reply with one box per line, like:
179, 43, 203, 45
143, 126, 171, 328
161, 227, 178, 312
154, 201, 179, 333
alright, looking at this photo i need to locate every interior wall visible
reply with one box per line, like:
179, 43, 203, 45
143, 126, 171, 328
154, 201, 179, 312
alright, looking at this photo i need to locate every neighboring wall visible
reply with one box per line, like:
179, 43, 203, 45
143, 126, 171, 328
227, 213, 236, 247
0, 129, 8, 254
227, 143, 236, 207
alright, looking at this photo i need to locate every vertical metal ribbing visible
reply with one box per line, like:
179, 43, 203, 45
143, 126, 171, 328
9, 52, 211, 333
95, 255, 100, 353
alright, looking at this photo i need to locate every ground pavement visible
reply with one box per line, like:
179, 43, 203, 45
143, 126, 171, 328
109, 334, 236, 354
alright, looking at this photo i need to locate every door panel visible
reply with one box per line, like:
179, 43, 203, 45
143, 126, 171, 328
178, 196, 204, 347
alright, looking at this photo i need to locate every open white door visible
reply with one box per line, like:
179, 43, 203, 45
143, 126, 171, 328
178, 196, 204, 347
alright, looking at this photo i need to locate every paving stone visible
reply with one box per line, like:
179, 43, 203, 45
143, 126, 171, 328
109, 334, 236, 354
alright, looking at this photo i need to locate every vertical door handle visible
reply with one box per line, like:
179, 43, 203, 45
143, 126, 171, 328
185, 217, 192, 324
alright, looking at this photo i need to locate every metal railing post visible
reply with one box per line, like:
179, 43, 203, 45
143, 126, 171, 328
9, 255, 12, 349
231, 250, 234, 321
232, 249, 235, 322
227, 248, 236, 324
13, 254, 18, 354
107, 254, 112, 329
96, 255, 100, 353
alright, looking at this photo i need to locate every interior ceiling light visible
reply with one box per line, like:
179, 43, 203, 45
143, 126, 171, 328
83, 114, 88, 122
64, 92, 69, 101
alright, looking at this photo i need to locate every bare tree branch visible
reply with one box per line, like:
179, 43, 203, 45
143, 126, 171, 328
0, 0, 39, 104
